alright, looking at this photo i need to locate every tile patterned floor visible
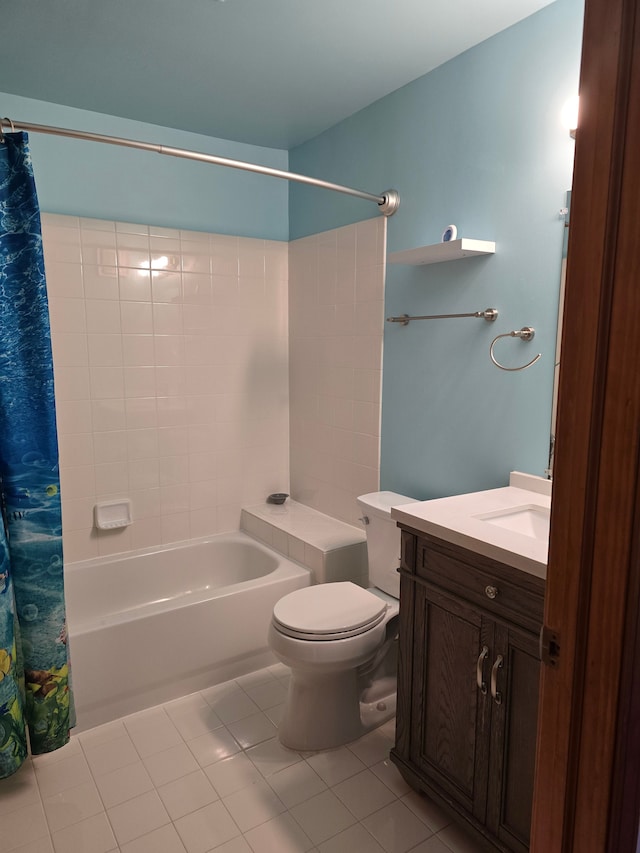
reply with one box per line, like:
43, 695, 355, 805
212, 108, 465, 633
0, 664, 485, 853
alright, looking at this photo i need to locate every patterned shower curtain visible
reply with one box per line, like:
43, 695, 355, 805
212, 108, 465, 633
0, 131, 74, 778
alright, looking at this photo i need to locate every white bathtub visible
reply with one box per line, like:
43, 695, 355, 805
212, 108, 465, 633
64, 531, 310, 730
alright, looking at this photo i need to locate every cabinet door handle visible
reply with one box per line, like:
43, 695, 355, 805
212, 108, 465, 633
476, 645, 489, 694
485, 585, 499, 599
490, 655, 504, 705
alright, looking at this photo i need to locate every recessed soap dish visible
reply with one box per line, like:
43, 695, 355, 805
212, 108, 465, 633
94, 499, 132, 530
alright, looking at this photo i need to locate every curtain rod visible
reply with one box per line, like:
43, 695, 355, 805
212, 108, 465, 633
1, 117, 400, 216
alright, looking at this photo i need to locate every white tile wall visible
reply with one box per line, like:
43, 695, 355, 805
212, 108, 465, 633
43, 214, 290, 562
288, 218, 385, 526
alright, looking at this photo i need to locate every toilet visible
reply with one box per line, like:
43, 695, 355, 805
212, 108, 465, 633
268, 490, 415, 751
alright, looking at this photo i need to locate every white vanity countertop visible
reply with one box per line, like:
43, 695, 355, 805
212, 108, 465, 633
391, 473, 551, 579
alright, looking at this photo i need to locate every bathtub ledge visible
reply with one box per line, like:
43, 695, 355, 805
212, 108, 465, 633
241, 501, 367, 586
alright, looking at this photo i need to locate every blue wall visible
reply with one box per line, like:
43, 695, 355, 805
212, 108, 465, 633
290, 0, 584, 499
0, 93, 289, 240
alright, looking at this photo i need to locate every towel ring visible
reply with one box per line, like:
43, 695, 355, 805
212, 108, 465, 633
490, 327, 541, 372
0, 117, 16, 143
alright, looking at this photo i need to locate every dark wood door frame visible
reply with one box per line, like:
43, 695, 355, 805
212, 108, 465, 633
531, 0, 640, 850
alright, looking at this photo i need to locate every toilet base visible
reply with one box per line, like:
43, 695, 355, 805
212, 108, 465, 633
277, 668, 396, 751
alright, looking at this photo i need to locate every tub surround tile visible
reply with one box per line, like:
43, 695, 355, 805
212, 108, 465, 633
46, 216, 289, 563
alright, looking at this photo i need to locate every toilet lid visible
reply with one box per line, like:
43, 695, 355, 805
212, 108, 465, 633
273, 582, 387, 639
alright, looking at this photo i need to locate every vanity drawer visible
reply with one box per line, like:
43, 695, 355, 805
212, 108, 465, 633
415, 535, 545, 632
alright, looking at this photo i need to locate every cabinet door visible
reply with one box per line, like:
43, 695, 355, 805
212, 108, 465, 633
410, 582, 494, 823
487, 623, 541, 853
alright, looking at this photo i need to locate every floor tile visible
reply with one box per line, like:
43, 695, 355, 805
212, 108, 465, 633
157, 770, 219, 820
214, 839, 253, 853
81, 733, 140, 777
435, 823, 485, 853
346, 727, 395, 767
120, 823, 188, 853
204, 688, 262, 725
0, 801, 50, 852
409, 837, 456, 853
204, 753, 265, 798
362, 800, 433, 853
371, 759, 412, 797
93, 760, 155, 809
6, 665, 485, 853
317, 823, 386, 853
0, 763, 41, 816
267, 760, 327, 808
165, 701, 223, 741
186, 726, 241, 768
174, 800, 240, 853
227, 711, 277, 749
401, 791, 450, 834
305, 746, 366, 786
33, 752, 93, 799
246, 737, 303, 778
143, 743, 200, 787
29, 738, 83, 768
50, 812, 118, 853
266, 662, 290, 680
236, 669, 278, 690
288, 790, 357, 845
8, 838, 55, 853
243, 680, 288, 710
242, 812, 314, 853
222, 778, 286, 831
264, 703, 285, 727
41, 779, 104, 832
107, 789, 171, 845
332, 768, 396, 819
124, 708, 183, 758
77, 720, 127, 748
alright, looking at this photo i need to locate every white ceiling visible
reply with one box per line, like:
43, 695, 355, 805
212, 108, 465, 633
0, 0, 555, 149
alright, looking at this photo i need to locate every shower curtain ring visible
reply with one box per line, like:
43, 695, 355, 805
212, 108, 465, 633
0, 117, 16, 142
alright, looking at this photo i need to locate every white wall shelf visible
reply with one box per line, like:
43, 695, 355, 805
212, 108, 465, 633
388, 238, 495, 266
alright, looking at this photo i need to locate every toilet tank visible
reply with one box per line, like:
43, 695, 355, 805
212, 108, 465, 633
357, 491, 416, 599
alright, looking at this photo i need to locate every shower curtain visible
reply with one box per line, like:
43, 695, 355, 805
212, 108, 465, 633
0, 131, 74, 778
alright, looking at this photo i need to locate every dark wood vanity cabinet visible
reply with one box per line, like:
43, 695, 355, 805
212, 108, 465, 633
392, 527, 545, 853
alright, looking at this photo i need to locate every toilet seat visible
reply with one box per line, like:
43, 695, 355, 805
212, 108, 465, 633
272, 582, 388, 641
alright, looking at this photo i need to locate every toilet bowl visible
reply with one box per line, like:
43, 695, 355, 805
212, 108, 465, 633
268, 491, 415, 751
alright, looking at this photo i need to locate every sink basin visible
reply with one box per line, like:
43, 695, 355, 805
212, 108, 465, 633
477, 504, 550, 541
